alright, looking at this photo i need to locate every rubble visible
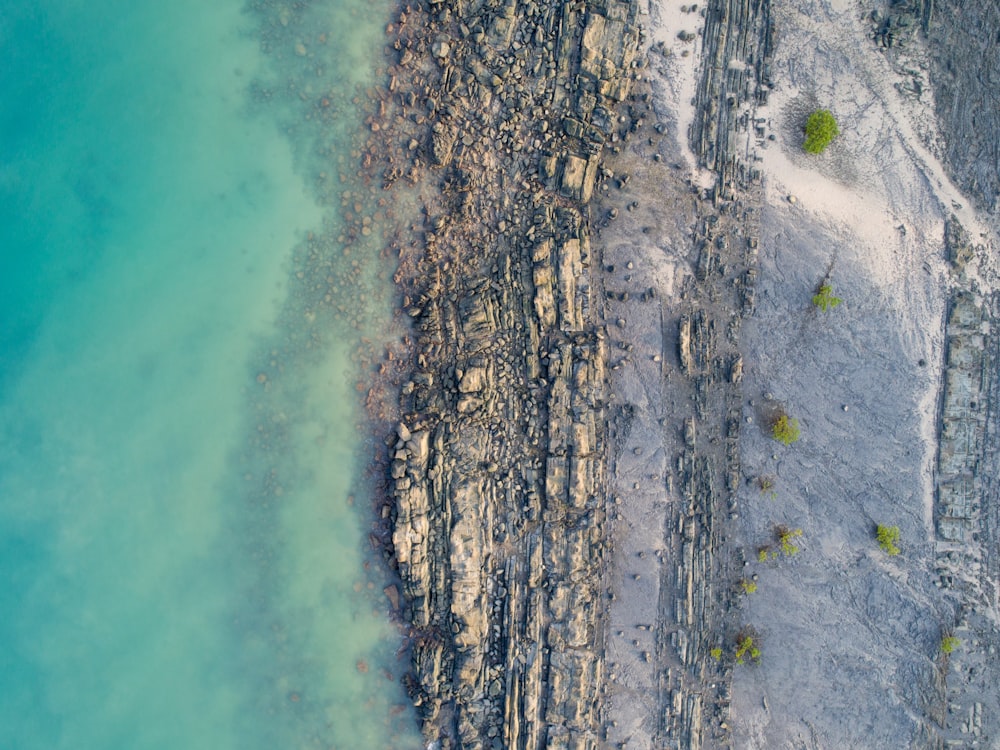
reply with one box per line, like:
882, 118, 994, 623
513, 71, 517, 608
378, 0, 641, 745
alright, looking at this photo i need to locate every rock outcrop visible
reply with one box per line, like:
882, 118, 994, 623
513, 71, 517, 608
644, 1, 772, 746
691, 0, 773, 197
378, 0, 642, 745
931, 217, 1000, 747
925, 1, 1000, 215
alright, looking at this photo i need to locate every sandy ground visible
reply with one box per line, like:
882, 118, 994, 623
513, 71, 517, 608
600, 0, 1000, 747
643, 0, 714, 187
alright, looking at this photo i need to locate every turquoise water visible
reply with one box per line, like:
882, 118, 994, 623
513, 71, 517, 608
0, 2, 420, 748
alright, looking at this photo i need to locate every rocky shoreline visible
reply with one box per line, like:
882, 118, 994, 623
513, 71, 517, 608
372, 0, 643, 745
364, 0, 779, 743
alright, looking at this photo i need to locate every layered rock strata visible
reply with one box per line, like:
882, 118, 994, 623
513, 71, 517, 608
925, 0, 1000, 215
658, 212, 760, 749
931, 220, 1000, 745
650, 1, 772, 746
379, 0, 641, 746
690, 0, 773, 196
376, 0, 779, 744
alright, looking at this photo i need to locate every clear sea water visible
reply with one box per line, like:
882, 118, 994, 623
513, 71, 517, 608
0, 1, 421, 748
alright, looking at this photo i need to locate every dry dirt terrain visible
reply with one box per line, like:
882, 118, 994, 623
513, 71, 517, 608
600, 0, 1000, 747
729, 2, 1000, 747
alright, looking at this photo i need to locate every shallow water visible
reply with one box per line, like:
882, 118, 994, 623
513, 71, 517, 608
0, 1, 420, 748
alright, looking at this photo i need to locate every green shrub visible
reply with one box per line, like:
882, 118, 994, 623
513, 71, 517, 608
740, 578, 758, 595
777, 526, 803, 557
876, 524, 901, 556
710, 647, 723, 661
804, 109, 839, 154
812, 283, 842, 312
735, 633, 761, 665
771, 414, 801, 445
940, 636, 960, 655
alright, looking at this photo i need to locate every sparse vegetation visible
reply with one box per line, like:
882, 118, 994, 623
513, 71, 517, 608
803, 109, 840, 154
735, 631, 762, 666
771, 413, 801, 445
812, 283, 842, 312
777, 526, 803, 557
757, 474, 777, 498
740, 578, 758, 595
710, 647, 723, 661
876, 524, 901, 556
940, 635, 961, 655
757, 546, 777, 563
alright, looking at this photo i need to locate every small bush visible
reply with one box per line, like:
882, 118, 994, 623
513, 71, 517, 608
735, 633, 762, 665
777, 526, 803, 557
710, 647, 723, 661
757, 546, 777, 563
812, 283, 842, 312
758, 475, 777, 497
876, 524, 901, 556
771, 414, 801, 445
940, 636, 961, 655
804, 109, 839, 154
740, 578, 758, 595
